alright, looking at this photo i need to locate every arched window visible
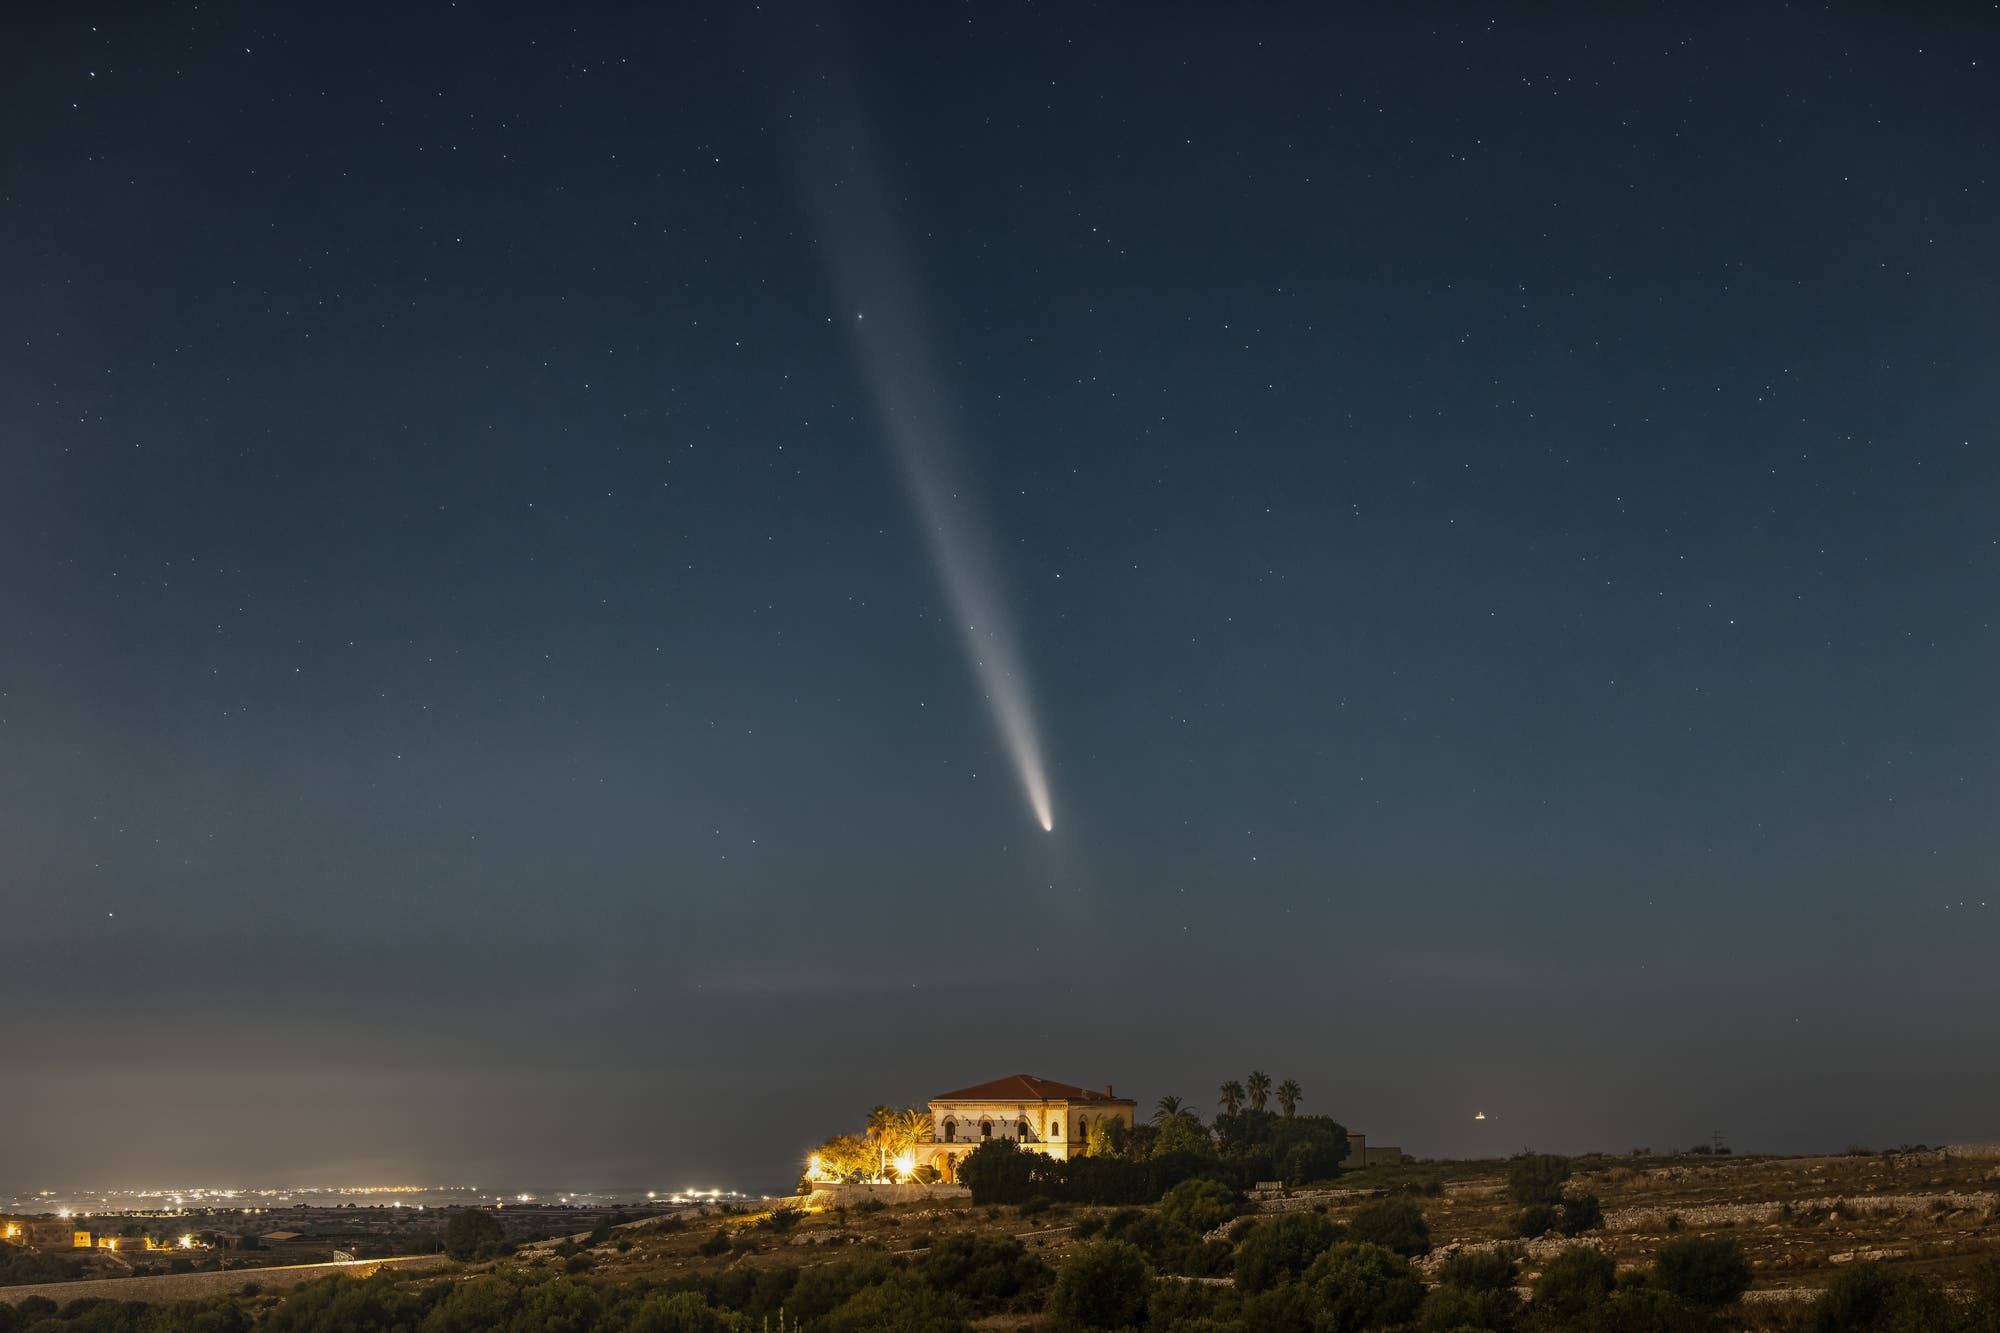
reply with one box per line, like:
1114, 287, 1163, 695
1017, 1119, 1030, 1141
943, 1118, 956, 1143
1052, 1119, 1062, 1139
1078, 1116, 1088, 1140
980, 1119, 993, 1140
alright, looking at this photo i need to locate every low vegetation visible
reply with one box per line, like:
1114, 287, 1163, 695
10, 1145, 2000, 1329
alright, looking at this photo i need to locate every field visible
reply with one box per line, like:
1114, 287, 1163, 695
9, 1148, 1998, 1328
548, 1147, 2000, 1318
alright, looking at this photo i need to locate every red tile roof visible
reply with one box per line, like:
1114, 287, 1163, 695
931, 1074, 1133, 1104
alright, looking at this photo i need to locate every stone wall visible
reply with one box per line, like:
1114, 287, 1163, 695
0, 1254, 447, 1307
1604, 1191, 1997, 1233
802, 1181, 970, 1208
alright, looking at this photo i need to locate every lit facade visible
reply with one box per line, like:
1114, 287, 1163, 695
918, 1074, 1138, 1183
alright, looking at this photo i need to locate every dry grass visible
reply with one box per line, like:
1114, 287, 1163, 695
532, 1149, 2000, 1304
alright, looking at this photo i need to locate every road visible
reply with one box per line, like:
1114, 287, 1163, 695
0, 1254, 448, 1306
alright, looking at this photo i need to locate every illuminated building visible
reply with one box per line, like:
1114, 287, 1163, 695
919, 1074, 1137, 1183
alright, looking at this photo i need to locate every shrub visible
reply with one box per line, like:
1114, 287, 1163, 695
1592, 1286, 1719, 1333
1104, 1210, 1192, 1259
1049, 1239, 1150, 1331
627, 1290, 747, 1332
918, 1234, 1052, 1312
441, 1207, 509, 1261
1437, 1247, 1518, 1292
1560, 1193, 1605, 1236
1019, 1196, 1052, 1217
1532, 1246, 1616, 1320
1104, 1207, 1146, 1236
1234, 1212, 1343, 1294
757, 1205, 805, 1232
1146, 1277, 1233, 1330
1653, 1235, 1751, 1308
1158, 1177, 1239, 1235
1514, 1203, 1561, 1238
1417, 1282, 1519, 1332
697, 1228, 731, 1257
958, 1138, 1040, 1205
1348, 1196, 1432, 1257
1303, 1241, 1425, 1331
1806, 1263, 1956, 1333
784, 1253, 899, 1324
821, 1275, 969, 1333
1508, 1154, 1572, 1207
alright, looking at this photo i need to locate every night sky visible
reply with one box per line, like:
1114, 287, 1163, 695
4, 4, 1996, 1193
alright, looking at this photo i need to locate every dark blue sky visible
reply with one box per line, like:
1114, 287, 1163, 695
3, 3, 1995, 1192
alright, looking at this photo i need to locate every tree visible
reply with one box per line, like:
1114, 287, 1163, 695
955, 1138, 1038, 1206
1218, 1080, 1246, 1118
918, 1234, 1052, 1311
1085, 1117, 1130, 1160
1532, 1246, 1615, 1321
1279, 1133, 1349, 1186
1653, 1235, 1752, 1308
1417, 1282, 1519, 1333
1559, 1193, 1605, 1235
822, 1276, 969, 1333
1513, 1203, 1561, 1238
1246, 1071, 1273, 1113
1049, 1239, 1150, 1331
865, 1105, 897, 1178
1302, 1242, 1425, 1332
1157, 1178, 1238, 1235
1507, 1154, 1571, 1207
629, 1290, 750, 1332
1807, 1263, 1958, 1333
441, 1208, 507, 1261
1152, 1112, 1212, 1159
1277, 1078, 1302, 1118
1347, 1196, 1432, 1258
1234, 1212, 1342, 1294
1154, 1095, 1184, 1124
814, 1133, 877, 1182
886, 1107, 935, 1168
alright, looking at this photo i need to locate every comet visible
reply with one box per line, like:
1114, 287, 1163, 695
791, 63, 1055, 834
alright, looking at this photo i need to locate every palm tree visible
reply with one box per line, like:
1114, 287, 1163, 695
1218, 1080, 1246, 1117
865, 1105, 896, 1178
1277, 1079, 1302, 1118
891, 1107, 934, 1153
1247, 1071, 1273, 1113
1154, 1094, 1184, 1125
